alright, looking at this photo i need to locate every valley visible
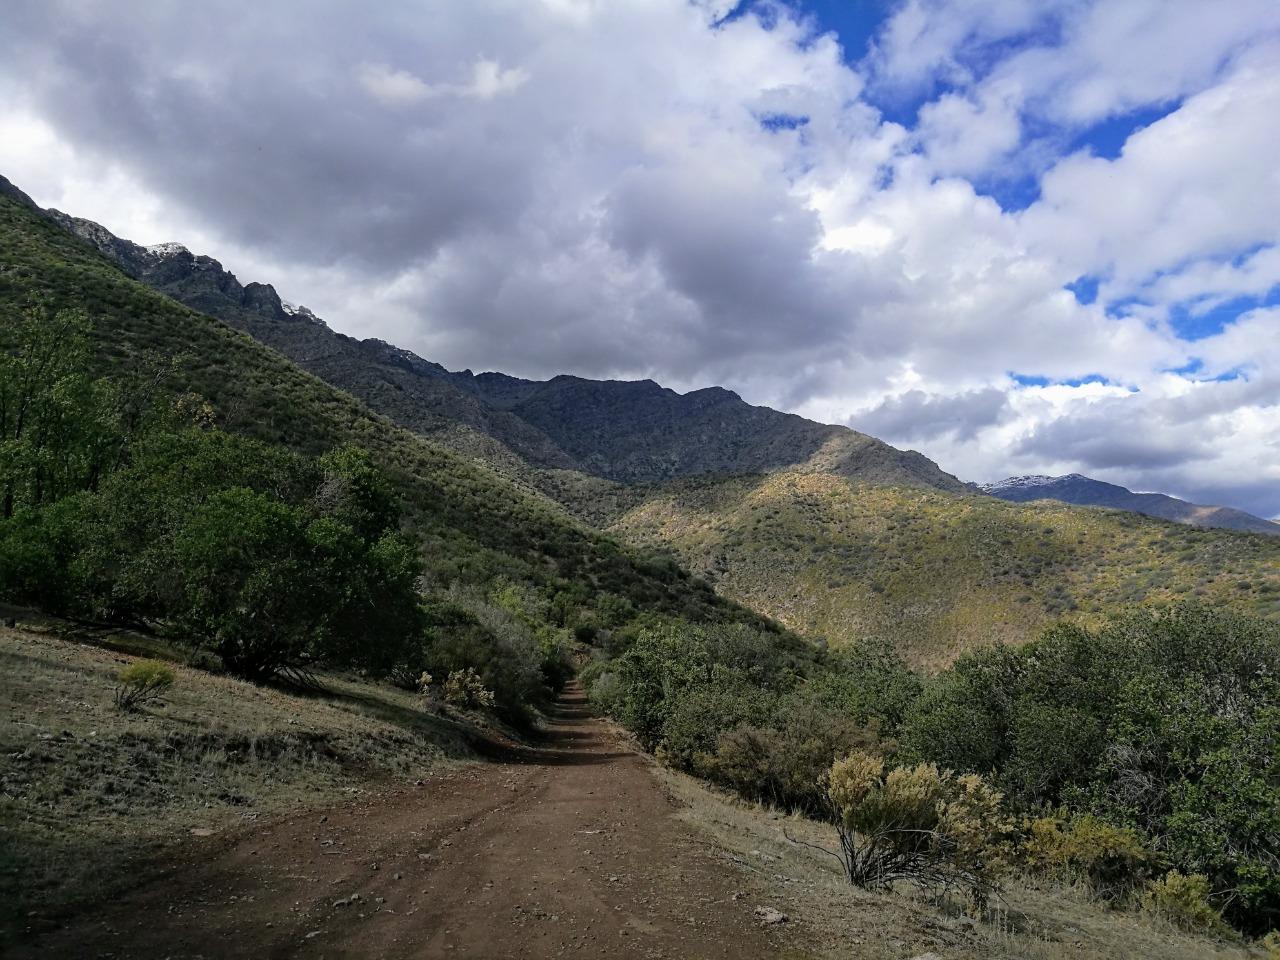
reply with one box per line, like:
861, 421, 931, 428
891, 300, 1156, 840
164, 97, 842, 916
9, 176, 1276, 668
2, 165, 1278, 960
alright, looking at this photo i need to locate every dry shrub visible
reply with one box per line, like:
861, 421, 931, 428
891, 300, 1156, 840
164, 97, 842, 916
796, 751, 1012, 911
114, 659, 175, 711
442, 667, 495, 710
1022, 814, 1150, 900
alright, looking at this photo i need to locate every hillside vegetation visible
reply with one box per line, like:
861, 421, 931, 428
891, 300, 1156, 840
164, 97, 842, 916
606, 472, 1280, 666
583, 604, 1280, 937
0, 191, 773, 654
18, 179, 1277, 671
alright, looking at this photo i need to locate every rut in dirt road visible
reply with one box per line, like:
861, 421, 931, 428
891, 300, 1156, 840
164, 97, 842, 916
15, 682, 796, 959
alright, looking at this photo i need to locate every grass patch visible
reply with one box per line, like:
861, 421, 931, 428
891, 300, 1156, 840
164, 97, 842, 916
0, 622, 480, 944
657, 766, 1251, 960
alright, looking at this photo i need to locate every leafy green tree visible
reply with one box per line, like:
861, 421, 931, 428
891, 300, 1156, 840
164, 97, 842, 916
899, 645, 1022, 775
0, 306, 123, 517
901, 605, 1280, 932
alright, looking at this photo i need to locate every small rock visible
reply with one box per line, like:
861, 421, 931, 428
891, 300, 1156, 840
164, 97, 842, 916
191, 828, 214, 837
753, 906, 788, 925
909, 954, 944, 960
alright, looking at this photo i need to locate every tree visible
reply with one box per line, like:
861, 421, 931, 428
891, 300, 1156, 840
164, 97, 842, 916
0, 306, 123, 517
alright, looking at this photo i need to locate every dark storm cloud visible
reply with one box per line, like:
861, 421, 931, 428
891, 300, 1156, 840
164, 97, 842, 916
0, 0, 890, 387
1, 2, 542, 273
851, 387, 1010, 442
1014, 408, 1215, 470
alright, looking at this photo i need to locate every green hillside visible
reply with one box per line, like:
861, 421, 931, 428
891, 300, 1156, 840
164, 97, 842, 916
606, 471, 1280, 666
0, 191, 773, 644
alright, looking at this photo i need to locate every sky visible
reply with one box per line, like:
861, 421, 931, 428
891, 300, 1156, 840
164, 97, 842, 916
1, 0, 1278, 518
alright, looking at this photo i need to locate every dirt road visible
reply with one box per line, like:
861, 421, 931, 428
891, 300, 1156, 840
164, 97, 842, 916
16, 683, 797, 959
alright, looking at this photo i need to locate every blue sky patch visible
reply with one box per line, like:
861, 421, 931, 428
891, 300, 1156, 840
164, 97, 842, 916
1069, 103, 1179, 160
1010, 372, 1050, 387
1169, 294, 1268, 341
757, 112, 810, 132
1066, 274, 1100, 305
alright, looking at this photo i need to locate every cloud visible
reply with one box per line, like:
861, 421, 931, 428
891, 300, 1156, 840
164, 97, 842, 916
356, 59, 528, 106
851, 388, 1011, 443
0, 0, 1277, 516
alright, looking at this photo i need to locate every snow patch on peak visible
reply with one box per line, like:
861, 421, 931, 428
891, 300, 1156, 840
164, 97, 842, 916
281, 300, 297, 315
145, 242, 189, 257
980, 474, 1061, 493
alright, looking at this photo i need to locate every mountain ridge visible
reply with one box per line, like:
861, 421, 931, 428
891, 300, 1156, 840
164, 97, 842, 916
983, 473, 1279, 536
3, 172, 1278, 668
11, 178, 969, 497
2, 172, 1271, 534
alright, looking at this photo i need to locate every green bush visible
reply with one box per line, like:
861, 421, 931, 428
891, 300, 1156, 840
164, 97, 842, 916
114, 659, 175, 710
1141, 871, 1227, 934
704, 683, 879, 814
901, 606, 1280, 932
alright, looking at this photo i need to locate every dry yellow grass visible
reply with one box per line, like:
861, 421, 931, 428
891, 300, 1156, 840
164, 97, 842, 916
655, 765, 1258, 960
0, 620, 480, 940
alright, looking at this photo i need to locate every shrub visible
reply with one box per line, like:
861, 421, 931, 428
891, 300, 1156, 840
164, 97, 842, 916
812, 752, 1011, 910
443, 668, 496, 710
114, 659, 175, 710
1021, 814, 1150, 900
903, 606, 1280, 933
1141, 871, 1227, 934
704, 692, 877, 815
584, 668, 623, 715
655, 667, 772, 770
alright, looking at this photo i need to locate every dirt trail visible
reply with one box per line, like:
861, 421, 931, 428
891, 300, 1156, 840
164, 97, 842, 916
16, 682, 795, 959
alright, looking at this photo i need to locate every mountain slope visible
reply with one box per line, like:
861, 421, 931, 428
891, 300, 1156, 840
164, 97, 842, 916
984, 474, 1280, 536
0, 180, 770, 635
38, 203, 580, 474
606, 472, 1280, 667
17, 182, 966, 496
465, 371, 970, 489
10, 173, 1276, 669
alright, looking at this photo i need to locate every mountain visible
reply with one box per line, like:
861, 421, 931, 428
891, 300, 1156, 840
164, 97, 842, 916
6, 172, 1277, 666
983, 474, 1280, 536
21, 184, 966, 496
0, 174, 770, 637
605, 471, 1280, 666
463, 371, 970, 489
